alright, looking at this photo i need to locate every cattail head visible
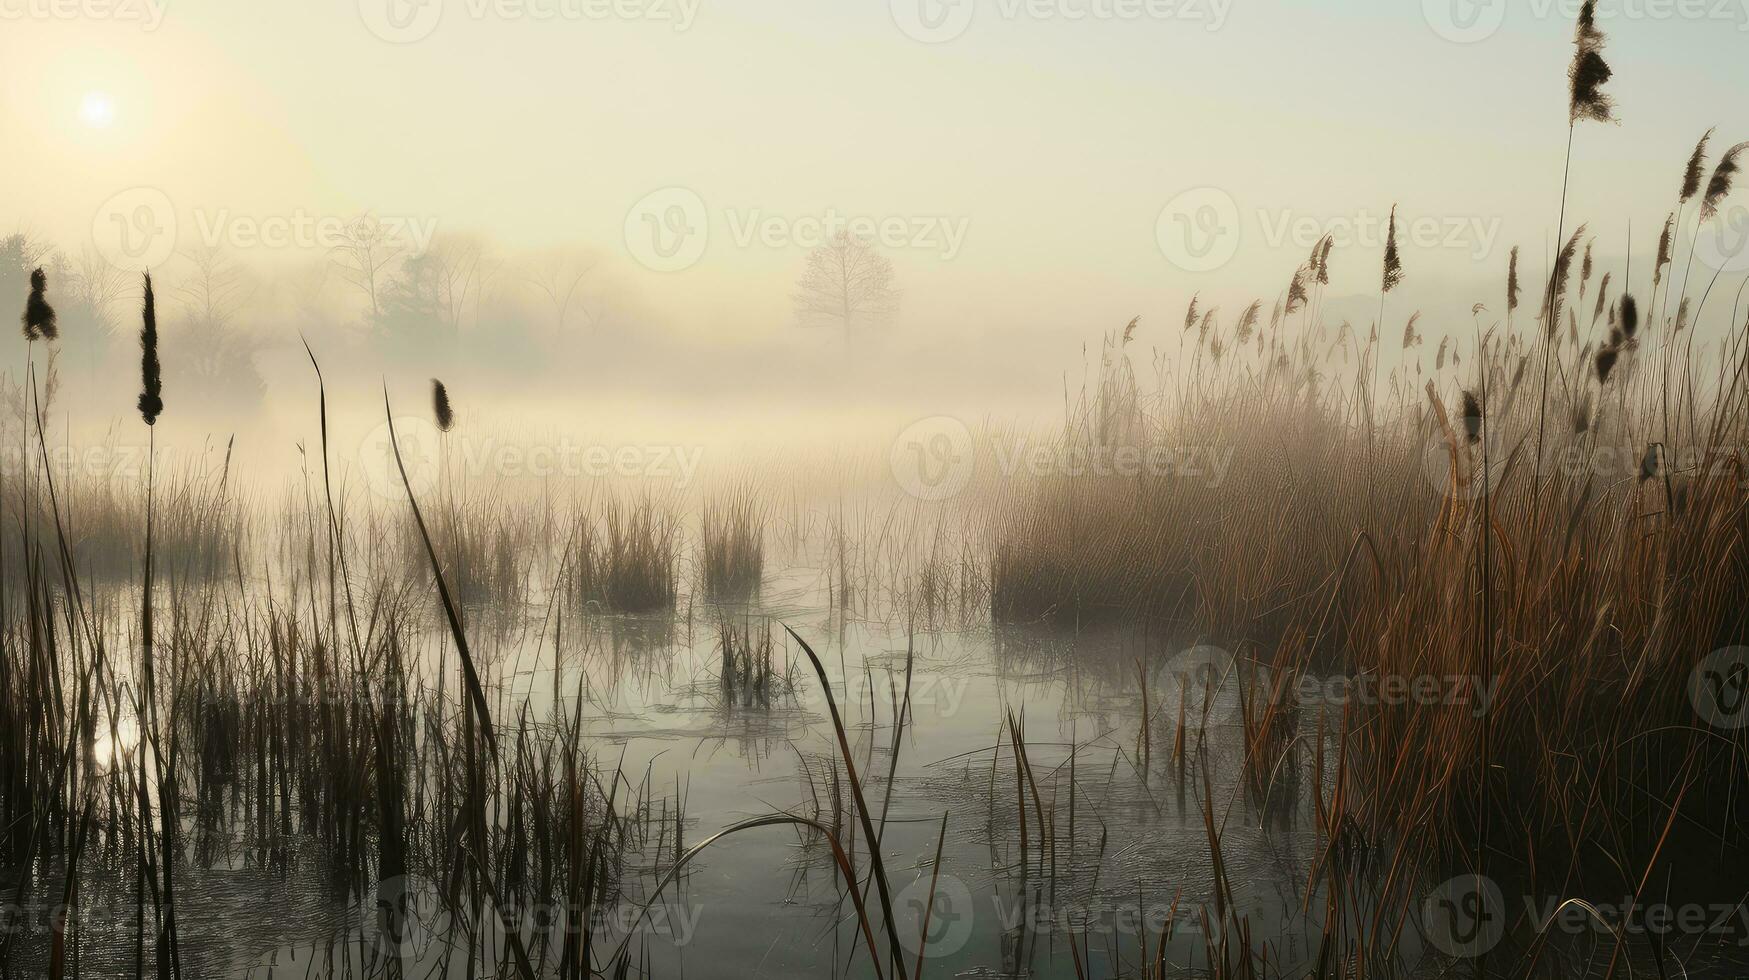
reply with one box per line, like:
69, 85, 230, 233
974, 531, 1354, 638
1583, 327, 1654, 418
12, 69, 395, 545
432, 378, 454, 432
21, 267, 56, 342
1595, 344, 1619, 383
1674, 297, 1691, 334
1701, 142, 1749, 221
138, 272, 162, 426
1580, 239, 1594, 291
1682, 128, 1715, 202
1382, 205, 1404, 293
1183, 294, 1199, 333
1640, 443, 1662, 482
1568, 0, 1615, 125
1436, 336, 1450, 370
1620, 293, 1639, 340
1460, 389, 1483, 443
1507, 246, 1521, 314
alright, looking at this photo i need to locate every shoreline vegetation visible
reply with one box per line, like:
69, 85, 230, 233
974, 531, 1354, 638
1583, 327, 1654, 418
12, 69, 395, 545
4, 3, 1749, 976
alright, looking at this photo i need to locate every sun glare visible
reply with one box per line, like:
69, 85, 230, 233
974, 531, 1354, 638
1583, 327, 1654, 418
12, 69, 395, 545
78, 91, 115, 128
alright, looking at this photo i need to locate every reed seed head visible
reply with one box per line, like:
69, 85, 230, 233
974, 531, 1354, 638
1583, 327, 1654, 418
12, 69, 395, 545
1382, 205, 1404, 294
1568, 0, 1615, 125
21, 266, 56, 342
1682, 128, 1715, 202
1701, 142, 1749, 221
432, 378, 455, 432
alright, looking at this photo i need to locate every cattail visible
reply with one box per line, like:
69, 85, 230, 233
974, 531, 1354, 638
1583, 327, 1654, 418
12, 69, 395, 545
1507, 246, 1521, 314
1436, 336, 1449, 370
1286, 265, 1309, 313
1568, 0, 1615, 125
1234, 301, 1260, 344
138, 273, 162, 425
1595, 344, 1619, 383
1591, 272, 1611, 326
1460, 389, 1483, 443
1701, 142, 1749, 221
1682, 128, 1715, 202
1183, 294, 1200, 333
1640, 443, 1662, 481
1382, 205, 1404, 293
432, 378, 454, 432
1654, 213, 1675, 288
1580, 239, 1594, 295
1620, 293, 1640, 341
1674, 297, 1691, 334
1542, 224, 1587, 337
21, 267, 56, 341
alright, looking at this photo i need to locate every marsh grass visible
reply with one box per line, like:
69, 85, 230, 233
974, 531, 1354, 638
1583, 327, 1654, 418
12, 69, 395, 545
567, 492, 678, 613
700, 486, 764, 602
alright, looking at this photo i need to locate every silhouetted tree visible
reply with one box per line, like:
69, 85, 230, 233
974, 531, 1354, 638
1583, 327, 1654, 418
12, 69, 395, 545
793, 232, 898, 336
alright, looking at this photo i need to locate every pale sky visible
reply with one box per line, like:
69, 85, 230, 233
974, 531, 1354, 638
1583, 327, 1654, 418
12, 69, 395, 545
3, 0, 1747, 355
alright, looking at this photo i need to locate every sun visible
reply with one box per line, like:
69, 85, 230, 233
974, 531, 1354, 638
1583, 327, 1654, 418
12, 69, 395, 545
79, 91, 115, 129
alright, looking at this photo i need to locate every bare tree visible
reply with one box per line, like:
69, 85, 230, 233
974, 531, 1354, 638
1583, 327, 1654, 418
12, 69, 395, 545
330, 214, 404, 325
71, 247, 129, 327
177, 242, 251, 328
793, 232, 898, 334
172, 243, 264, 406
525, 248, 603, 333
428, 233, 491, 332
